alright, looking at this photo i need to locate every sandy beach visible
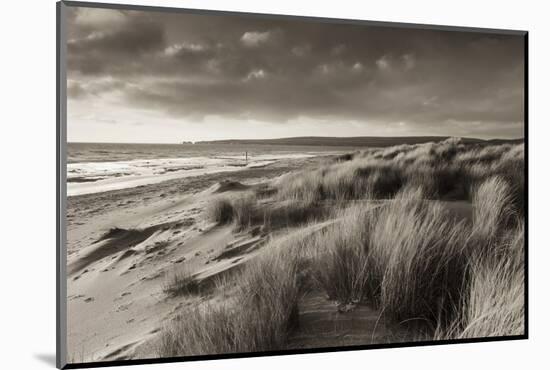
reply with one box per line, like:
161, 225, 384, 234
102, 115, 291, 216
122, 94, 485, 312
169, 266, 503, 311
66, 155, 332, 361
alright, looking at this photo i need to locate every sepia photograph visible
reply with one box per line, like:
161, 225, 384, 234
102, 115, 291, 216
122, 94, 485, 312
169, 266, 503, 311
62, 3, 525, 366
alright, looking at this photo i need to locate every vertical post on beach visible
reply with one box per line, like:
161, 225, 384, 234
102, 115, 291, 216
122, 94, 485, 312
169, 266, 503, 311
245, 151, 248, 165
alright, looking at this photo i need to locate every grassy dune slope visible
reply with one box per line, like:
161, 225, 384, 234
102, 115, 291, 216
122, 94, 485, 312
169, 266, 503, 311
157, 138, 525, 356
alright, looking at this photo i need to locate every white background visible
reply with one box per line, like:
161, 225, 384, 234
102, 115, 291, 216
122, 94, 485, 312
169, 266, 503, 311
0, 0, 547, 368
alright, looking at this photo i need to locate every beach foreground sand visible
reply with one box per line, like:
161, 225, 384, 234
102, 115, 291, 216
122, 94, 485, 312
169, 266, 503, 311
67, 156, 332, 361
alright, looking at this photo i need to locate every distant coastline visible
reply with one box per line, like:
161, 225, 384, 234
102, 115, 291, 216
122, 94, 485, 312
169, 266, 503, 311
68, 136, 524, 147
194, 136, 524, 147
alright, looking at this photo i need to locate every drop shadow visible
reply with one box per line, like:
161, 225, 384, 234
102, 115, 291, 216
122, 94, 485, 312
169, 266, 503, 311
34, 353, 56, 367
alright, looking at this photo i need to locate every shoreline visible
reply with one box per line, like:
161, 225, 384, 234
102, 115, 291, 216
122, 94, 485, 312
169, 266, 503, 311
67, 156, 325, 230
67, 153, 328, 197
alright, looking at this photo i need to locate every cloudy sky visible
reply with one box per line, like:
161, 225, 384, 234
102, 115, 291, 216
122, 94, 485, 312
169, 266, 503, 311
66, 6, 525, 143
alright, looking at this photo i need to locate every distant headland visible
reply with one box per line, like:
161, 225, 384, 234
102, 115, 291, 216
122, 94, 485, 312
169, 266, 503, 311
191, 136, 523, 147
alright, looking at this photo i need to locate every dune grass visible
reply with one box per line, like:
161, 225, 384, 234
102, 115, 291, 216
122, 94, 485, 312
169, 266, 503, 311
314, 175, 523, 331
207, 197, 234, 225
157, 233, 309, 356
163, 140, 524, 355
435, 224, 525, 339
162, 268, 201, 297
232, 194, 257, 231
373, 192, 471, 325
207, 192, 331, 232
472, 176, 518, 245
309, 185, 471, 325
272, 139, 524, 205
157, 303, 237, 356
433, 178, 525, 339
312, 206, 374, 305
459, 226, 524, 337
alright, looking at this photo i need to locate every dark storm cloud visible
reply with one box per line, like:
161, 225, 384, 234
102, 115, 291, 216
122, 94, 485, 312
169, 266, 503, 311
68, 20, 163, 54
67, 8, 166, 75
66, 7, 525, 137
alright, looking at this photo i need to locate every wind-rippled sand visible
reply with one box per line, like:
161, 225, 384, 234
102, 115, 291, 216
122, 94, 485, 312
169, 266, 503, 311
66, 156, 325, 361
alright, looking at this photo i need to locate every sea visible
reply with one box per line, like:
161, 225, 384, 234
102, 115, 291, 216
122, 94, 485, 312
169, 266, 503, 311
67, 143, 352, 196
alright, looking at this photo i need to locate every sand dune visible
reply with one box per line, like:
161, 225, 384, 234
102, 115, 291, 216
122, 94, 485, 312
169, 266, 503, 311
68, 204, 251, 361
67, 185, 472, 362
67, 158, 322, 361
67, 142, 518, 363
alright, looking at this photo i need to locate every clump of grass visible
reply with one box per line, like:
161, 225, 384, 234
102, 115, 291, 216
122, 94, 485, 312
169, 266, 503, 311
261, 200, 329, 232
232, 194, 257, 231
405, 164, 472, 200
157, 233, 309, 356
207, 197, 234, 225
234, 237, 306, 349
276, 162, 405, 203
276, 170, 326, 204
435, 225, 524, 339
162, 269, 201, 297
472, 176, 517, 246
208, 191, 330, 233
312, 206, 374, 304
369, 189, 471, 324
206, 194, 257, 229
459, 226, 524, 337
157, 303, 238, 356
362, 165, 405, 199
431, 178, 525, 338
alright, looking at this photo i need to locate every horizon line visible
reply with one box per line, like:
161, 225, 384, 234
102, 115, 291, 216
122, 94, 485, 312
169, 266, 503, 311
67, 134, 525, 145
